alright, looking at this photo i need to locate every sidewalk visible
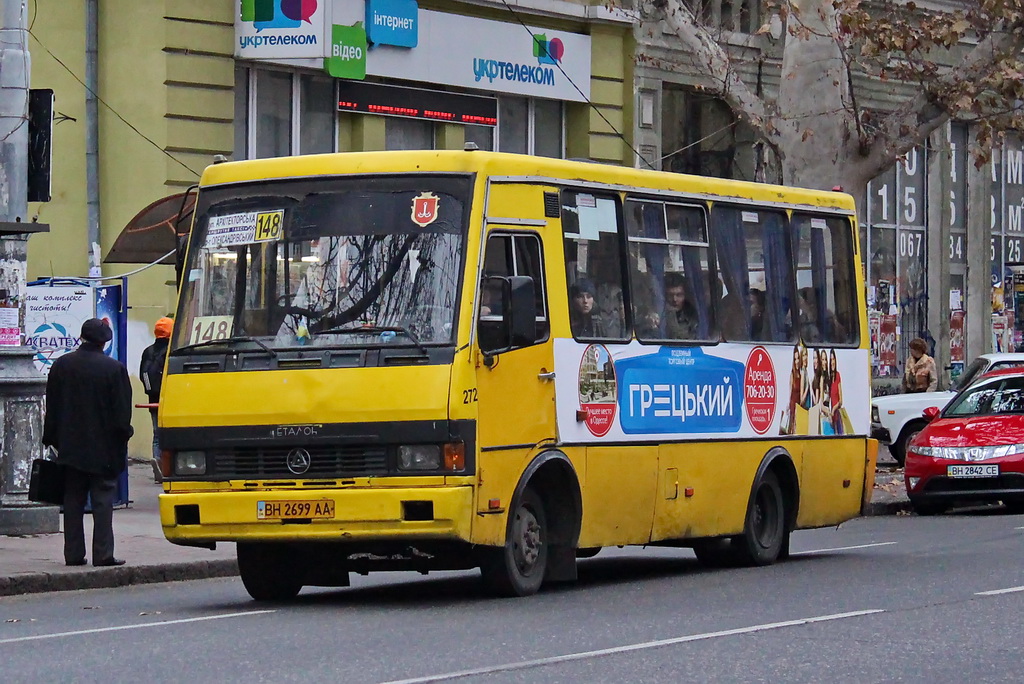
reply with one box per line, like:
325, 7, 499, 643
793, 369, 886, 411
1, 455, 911, 598
0, 461, 236, 598
866, 446, 912, 516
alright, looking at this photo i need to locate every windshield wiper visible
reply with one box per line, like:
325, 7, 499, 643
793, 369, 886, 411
174, 336, 277, 357
317, 325, 429, 355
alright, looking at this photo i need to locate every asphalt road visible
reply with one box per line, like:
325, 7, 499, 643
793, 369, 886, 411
2, 510, 1022, 683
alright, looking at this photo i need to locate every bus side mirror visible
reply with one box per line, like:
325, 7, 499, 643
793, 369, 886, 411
478, 275, 536, 355
508, 275, 536, 348
923, 406, 941, 421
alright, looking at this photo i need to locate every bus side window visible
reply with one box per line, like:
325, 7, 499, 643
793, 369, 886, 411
478, 232, 549, 351
710, 206, 796, 343
792, 213, 860, 345
625, 199, 716, 342
561, 191, 627, 340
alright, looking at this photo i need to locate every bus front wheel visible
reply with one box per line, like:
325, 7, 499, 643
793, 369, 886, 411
237, 543, 303, 601
480, 487, 548, 597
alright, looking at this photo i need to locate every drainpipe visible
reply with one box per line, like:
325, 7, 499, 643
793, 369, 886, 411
86, 0, 100, 276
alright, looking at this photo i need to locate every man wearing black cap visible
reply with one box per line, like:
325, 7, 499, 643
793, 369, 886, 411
43, 318, 134, 567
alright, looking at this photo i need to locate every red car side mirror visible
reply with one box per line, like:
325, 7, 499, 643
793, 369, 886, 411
923, 406, 941, 421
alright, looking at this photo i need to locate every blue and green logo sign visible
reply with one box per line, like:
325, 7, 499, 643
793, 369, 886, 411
241, 0, 318, 31
366, 0, 418, 48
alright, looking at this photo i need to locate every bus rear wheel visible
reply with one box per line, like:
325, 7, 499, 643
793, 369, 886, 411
692, 471, 788, 568
480, 487, 548, 597
237, 543, 303, 601
733, 470, 787, 566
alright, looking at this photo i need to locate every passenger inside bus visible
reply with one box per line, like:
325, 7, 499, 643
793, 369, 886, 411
749, 287, 767, 340
661, 272, 699, 339
799, 287, 845, 343
717, 285, 746, 340
568, 278, 607, 337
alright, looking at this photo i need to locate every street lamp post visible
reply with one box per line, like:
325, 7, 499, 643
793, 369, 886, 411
0, 0, 56, 534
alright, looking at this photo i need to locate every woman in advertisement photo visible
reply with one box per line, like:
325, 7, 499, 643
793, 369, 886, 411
783, 344, 810, 435
829, 349, 846, 435
816, 349, 835, 434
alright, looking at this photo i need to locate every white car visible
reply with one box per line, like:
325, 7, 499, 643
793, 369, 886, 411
871, 353, 1024, 465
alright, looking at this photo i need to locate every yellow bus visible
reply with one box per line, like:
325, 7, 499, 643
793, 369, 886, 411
159, 150, 876, 600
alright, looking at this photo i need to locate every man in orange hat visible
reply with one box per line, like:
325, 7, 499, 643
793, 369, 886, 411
140, 316, 173, 483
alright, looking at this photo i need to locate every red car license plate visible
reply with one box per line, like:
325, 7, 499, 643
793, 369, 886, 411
946, 464, 999, 478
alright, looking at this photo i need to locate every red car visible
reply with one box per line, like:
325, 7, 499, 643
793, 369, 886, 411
905, 367, 1024, 515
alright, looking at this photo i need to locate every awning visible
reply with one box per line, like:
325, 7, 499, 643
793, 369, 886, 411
104, 191, 195, 264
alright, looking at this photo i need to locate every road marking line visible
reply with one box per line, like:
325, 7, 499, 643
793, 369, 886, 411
0, 610, 275, 645
379, 609, 885, 684
976, 586, 1024, 596
793, 541, 898, 556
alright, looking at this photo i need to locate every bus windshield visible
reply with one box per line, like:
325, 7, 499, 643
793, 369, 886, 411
173, 176, 470, 352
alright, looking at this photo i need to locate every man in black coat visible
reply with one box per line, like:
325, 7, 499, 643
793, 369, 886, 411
43, 318, 134, 567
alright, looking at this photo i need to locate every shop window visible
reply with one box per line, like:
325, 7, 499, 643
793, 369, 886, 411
792, 213, 859, 345
385, 118, 435, 150
498, 96, 563, 157
533, 99, 563, 158
255, 70, 292, 159
710, 205, 796, 343
300, 75, 336, 155
626, 199, 717, 342
561, 192, 627, 340
235, 67, 337, 160
465, 125, 494, 151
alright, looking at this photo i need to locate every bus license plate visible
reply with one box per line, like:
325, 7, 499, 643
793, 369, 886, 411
947, 464, 999, 478
257, 500, 335, 520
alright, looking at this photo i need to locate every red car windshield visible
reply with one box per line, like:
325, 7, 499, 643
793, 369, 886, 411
945, 375, 1024, 416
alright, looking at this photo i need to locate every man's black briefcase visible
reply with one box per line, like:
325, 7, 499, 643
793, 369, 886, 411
28, 458, 65, 505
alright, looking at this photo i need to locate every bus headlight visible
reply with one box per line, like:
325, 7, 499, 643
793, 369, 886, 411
174, 450, 207, 476
398, 445, 441, 471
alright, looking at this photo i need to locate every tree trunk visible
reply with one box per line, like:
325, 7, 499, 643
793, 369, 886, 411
775, 0, 863, 192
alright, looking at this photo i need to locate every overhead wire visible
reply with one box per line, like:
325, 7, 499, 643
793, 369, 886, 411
497, 0, 655, 169
78, 251, 176, 281
27, 30, 201, 178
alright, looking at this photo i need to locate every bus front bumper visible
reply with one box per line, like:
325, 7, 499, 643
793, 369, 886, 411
160, 486, 475, 545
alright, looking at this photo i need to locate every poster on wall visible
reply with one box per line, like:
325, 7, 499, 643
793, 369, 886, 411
949, 311, 965, 364
24, 283, 125, 375
879, 314, 898, 373
868, 311, 881, 369
993, 314, 1011, 353
0, 305, 19, 346
24, 286, 93, 375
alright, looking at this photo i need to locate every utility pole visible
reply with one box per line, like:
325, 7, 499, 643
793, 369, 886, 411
0, 0, 55, 534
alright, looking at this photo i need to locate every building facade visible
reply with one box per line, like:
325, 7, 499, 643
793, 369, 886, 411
27, 0, 636, 459
633, 0, 1012, 395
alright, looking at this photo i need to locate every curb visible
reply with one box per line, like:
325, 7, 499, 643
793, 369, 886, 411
865, 499, 911, 516
0, 559, 239, 598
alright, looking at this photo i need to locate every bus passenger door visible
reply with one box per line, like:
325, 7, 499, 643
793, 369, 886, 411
474, 230, 556, 450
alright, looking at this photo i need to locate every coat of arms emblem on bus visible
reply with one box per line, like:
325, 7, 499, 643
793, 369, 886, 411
411, 192, 440, 227
578, 344, 617, 437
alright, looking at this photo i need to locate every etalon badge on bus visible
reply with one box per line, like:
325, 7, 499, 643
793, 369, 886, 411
411, 192, 440, 227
